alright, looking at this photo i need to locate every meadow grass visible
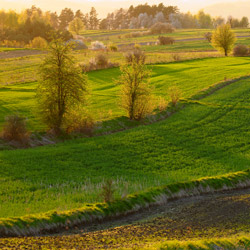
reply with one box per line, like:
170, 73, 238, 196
1, 168, 250, 236
157, 236, 250, 250
1, 57, 250, 131
1, 75, 250, 218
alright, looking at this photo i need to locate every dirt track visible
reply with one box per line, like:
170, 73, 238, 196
0, 49, 45, 59
1, 188, 250, 249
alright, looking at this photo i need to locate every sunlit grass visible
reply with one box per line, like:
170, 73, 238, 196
1, 75, 250, 217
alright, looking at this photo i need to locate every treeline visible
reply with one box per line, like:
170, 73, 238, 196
0, 6, 99, 44
101, 4, 249, 29
0, 3, 249, 45
170, 11, 249, 29
100, 3, 178, 29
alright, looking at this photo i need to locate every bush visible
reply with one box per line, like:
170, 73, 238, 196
169, 85, 181, 106
79, 54, 118, 72
204, 32, 212, 42
125, 48, 146, 64
95, 54, 109, 67
124, 31, 150, 38
90, 41, 106, 50
101, 180, 115, 203
171, 54, 181, 61
158, 36, 175, 45
108, 44, 118, 52
65, 109, 95, 136
158, 97, 168, 112
68, 39, 88, 50
0, 39, 25, 48
1, 115, 29, 144
29, 37, 47, 49
233, 44, 249, 56
150, 22, 174, 34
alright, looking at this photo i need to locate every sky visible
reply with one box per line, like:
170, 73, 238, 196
0, 0, 248, 19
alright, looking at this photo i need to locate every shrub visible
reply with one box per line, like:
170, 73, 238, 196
172, 54, 181, 61
29, 36, 47, 49
79, 55, 118, 72
158, 97, 168, 112
158, 36, 175, 45
65, 109, 95, 136
101, 180, 115, 203
90, 41, 106, 50
233, 44, 249, 57
130, 32, 142, 38
95, 54, 109, 67
68, 39, 88, 50
1, 115, 29, 144
108, 44, 118, 52
124, 31, 150, 38
169, 85, 181, 106
150, 22, 174, 34
125, 48, 146, 64
204, 32, 212, 42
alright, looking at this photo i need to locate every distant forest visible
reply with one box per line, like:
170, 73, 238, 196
0, 3, 249, 45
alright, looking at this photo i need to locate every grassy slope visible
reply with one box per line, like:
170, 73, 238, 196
1, 72, 250, 218
1, 57, 250, 130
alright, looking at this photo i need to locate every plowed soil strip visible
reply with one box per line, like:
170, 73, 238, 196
1, 188, 250, 249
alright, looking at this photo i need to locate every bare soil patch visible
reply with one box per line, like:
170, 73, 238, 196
0, 50, 45, 59
1, 188, 250, 249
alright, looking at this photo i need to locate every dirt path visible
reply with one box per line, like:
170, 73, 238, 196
0, 49, 45, 59
1, 188, 250, 249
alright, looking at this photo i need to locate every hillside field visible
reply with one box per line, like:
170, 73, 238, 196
1, 27, 250, 249
1, 57, 250, 131
1, 69, 250, 217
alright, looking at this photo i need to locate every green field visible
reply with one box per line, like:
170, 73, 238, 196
1, 27, 250, 248
1, 57, 250, 131
1, 66, 250, 218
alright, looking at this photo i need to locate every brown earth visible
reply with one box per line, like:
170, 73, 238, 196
0, 50, 45, 59
1, 188, 250, 249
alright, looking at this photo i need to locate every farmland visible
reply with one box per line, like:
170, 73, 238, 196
1, 57, 250, 131
1, 72, 250, 218
1, 26, 250, 249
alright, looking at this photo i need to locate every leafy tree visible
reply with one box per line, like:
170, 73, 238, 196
37, 40, 88, 134
212, 16, 225, 28
82, 13, 89, 29
118, 55, 152, 120
89, 7, 99, 29
75, 10, 84, 21
240, 17, 249, 28
196, 10, 212, 28
45, 11, 59, 29
212, 24, 236, 56
69, 17, 84, 35
59, 8, 74, 30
